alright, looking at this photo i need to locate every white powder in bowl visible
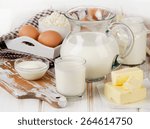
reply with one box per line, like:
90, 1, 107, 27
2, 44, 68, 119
40, 12, 70, 28
38, 11, 71, 38
15, 61, 48, 80
17, 61, 47, 69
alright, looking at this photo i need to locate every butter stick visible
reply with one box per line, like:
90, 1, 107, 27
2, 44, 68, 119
104, 82, 146, 104
111, 67, 143, 86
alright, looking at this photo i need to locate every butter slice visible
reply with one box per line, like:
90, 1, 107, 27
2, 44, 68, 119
123, 77, 142, 90
111, 67, 143, 86
104, 82, 146, 104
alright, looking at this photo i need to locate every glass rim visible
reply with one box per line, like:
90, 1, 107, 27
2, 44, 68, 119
55, 56, 86, 66
14, 57, 49, 71
65, 6, 116, 24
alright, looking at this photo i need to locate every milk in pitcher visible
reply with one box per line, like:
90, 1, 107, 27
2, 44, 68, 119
120, 17, 147, 65
61, 32, 119, 80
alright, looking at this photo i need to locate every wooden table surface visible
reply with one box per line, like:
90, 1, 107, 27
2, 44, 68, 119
0, 56, 150, 112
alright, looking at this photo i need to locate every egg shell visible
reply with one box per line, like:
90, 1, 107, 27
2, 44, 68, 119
81, 16, 89, 21
18, 25, 40, 40
87, 8, 101, 21
38, 30, 63, 48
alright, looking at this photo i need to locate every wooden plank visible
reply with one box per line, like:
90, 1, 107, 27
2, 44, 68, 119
0, 87, 20, 112
99, 108, 138, 112
139, 108, 150, 112
18, 99, 41, 112
41, 98, 87, 112
41, 94, 88, 112
41, 83, 89, 112
90, 82, 103, 112
0, 87, 40, 112
0, 60, 67, 108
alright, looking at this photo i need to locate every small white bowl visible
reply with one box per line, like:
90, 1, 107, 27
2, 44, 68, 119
15, 57, 49, 80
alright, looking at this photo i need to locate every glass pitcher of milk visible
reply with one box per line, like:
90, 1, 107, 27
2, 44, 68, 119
60, 6, 134, 81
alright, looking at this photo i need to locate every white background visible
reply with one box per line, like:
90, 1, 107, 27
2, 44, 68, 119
0, 112, 150, 129
1, 0, 150, 35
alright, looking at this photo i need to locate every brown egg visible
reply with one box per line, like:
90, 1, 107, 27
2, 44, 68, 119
81, 16, 89, 21
18, 25, 40, 40
38, 30, 63, 48
80, 16, 91, 31
87, 8, 99, 21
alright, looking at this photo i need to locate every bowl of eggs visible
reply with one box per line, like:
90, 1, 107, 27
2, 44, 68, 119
6, 11, 71, 59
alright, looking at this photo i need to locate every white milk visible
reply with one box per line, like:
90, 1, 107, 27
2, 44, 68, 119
55, 61, 86, 97
120, 17, 147, 65
61, 32, 119, 80
120, 31, 147, 65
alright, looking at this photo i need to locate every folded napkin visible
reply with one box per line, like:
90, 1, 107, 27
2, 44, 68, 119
0, 49, 54, 69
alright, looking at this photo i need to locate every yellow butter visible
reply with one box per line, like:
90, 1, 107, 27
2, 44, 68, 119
104, 82, 146, 104
111, 67, 143, 86
123, 77, 142, 90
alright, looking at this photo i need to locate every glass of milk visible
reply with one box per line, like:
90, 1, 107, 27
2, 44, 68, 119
120, 17, 148, 65
55, 56, 86, 97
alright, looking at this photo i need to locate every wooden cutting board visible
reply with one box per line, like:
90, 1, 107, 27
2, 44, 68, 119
0, 60, 67, 108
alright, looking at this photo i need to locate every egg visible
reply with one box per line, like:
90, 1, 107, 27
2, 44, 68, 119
18, 25, 40, 40
38, 30, 63, 47
80, 16, 91, 31
87, 8, 102, 21
81, 16, 89, 21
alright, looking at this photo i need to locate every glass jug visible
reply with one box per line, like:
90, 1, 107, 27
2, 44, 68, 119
60, 6, 134, 81
119, 17, 148, 65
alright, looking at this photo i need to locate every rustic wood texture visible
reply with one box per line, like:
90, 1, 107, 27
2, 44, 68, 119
0, 57, 150, 111
0, 60, 67, 108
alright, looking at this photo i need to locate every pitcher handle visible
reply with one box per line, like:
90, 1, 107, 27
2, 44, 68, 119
108, 22, 134, 59
146, 28, 150, 56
